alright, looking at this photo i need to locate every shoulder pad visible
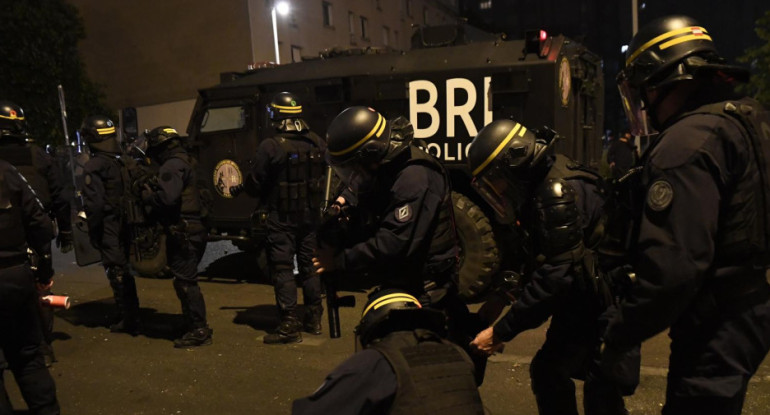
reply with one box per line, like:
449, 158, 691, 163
535, 178, 577, 207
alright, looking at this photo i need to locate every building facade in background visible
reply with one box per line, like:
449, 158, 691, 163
70, 0, 459, 133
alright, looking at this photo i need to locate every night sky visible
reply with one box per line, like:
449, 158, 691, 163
459, 0, 769, 134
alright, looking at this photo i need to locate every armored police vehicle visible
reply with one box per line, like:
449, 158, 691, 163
186, 25, 604, 300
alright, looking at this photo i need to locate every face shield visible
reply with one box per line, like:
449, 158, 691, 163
617, 70, 654, 137
471, 162, 526, 225
327, 153, 376, 194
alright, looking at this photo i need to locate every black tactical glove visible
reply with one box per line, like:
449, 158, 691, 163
229, 183, 245, 197
56, 230, 74, 254
34, 253, 54, 286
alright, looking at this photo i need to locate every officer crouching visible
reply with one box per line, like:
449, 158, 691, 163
0, 159, 60, 414
141, 126, 212, 348
292, 289, 483, 414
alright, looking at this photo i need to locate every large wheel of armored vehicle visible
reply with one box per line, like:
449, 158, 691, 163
452, 191, 499, 302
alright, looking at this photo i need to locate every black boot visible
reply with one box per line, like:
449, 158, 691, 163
108, 267, 140, 335
109, 318, 140, 335
173, 327, 213, 348
303, 305, 323, 335
264, 315, 302, 344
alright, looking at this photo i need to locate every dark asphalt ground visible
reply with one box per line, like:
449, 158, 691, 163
4, 241, 770, 415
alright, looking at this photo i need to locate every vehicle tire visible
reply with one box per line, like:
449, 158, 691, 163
452, 191, 499, 302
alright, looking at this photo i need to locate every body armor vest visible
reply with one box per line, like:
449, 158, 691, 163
537, 155, 607, 260
1, 145, 51, 209
93, 152, 124, 212
403, 146, 456, 275
272, 132, 324, 216
677, 97, 770, 267
0, 169, 27, 255
533, 155, 611, 303
370, 329, 483, 415
168, 152, 202, 217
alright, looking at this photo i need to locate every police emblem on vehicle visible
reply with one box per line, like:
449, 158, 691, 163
213, 159, 242, 199
647, 180, 673, 212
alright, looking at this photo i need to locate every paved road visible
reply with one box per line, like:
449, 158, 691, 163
4, 242, 770, 414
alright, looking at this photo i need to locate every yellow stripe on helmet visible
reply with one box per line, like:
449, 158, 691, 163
659, 33, 713, 51
271, 104, 302, 111
0, 114, 24, 121
625, 26, 710, 66
162, 128, 177, 134
278, 108, 303, 114
471, 123, 521, 177
328, 113, 385, 157
96, 126, 116, 135
362, 292, 420, 316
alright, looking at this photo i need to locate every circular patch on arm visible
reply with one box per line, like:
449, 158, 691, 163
647, 180, 674, 212
84, 174, 92, 186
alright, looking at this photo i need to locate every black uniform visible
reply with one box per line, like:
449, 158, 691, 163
489, 155, 633, 415
83, 152, 140, 325
336, 146, 456, 296
1, 141, 72, 362
245, 130, 326, 325
292, 329, 482, 415
0, 159, 59, 414
603, 96, 770, 414
143, 147, 209, 332
0, 142, 71, 234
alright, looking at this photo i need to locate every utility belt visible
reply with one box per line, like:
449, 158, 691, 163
0, 254, 28, 270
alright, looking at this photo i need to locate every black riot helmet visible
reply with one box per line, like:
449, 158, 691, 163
0, 100, 28, 139
618, 15, 748, 135
467, 119, 553, 224
355, 289, 446, 351
145, 126, 180, 149
80, 115, 121, 153
325, 106, 391, 191
267, 92, 302, 121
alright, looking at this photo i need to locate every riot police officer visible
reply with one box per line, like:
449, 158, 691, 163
0, 159, 60, 414
232, 92, 326, 344
0, 101, 72, 252
314, 106, 486, 382
0, 100, 73, 366
600, 16, 770, 414
292, 289, 483, 414
467, 119, 633, 415
81, 115, 141, 335
142, 126, 212, 348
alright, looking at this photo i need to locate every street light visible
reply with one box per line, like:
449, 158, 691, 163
272, 1, 290, 64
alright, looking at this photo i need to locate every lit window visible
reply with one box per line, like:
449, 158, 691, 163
480, 1, 493, 10
322, 1, 333, 27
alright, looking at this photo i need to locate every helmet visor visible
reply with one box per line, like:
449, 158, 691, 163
330, 157, 375, 193
618, 75, 654, 137
471, 163, 524, 224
